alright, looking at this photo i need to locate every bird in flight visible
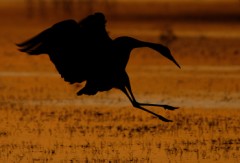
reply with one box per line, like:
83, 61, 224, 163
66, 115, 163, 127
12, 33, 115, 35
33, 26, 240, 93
17, 12, 181, 122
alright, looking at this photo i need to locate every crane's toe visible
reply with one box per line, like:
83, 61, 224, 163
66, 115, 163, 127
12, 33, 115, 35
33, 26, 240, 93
157, 115, 173, 122
163, 105, 179, 110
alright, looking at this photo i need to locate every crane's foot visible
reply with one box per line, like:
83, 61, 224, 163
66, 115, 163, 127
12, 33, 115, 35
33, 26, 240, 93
138, 103, 179, 111
131, 102, 174, 122
163, 105, 179, 111
157, 115, 173, 122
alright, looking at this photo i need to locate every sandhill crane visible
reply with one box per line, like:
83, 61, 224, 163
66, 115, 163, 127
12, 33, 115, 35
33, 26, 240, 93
17, 13, 181, 122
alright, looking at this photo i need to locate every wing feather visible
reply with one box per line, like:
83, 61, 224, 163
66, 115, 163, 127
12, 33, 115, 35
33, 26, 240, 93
17, 13, 112, 84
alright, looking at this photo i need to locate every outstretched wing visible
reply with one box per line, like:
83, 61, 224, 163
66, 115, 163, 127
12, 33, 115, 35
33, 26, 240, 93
17, 19, 80, 55
17, 19, 87, 83
17, 13, 112, 84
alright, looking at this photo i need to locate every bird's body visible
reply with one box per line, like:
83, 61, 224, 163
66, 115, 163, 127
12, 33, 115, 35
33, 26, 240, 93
17, 13, 180, 122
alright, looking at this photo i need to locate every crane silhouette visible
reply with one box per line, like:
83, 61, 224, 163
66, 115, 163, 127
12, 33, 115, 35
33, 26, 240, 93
17, 13, 181, 122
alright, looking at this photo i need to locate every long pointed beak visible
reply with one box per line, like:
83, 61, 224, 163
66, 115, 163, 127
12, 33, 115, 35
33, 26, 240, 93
161, 51, 181, 69
172, 58, 181, 69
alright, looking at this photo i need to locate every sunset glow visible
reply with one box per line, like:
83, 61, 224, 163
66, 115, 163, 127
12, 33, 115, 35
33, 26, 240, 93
0, 0, 240, 162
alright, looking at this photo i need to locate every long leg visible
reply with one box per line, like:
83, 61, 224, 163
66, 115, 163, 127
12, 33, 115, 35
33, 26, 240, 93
124, 76, 178, 111
121, 86, 172, 122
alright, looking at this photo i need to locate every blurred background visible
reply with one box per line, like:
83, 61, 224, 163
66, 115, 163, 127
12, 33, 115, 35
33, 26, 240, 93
1, 1, 240, 162
0, 0, 239, 67
0, 0, 240, 108
1, 0, 240, 22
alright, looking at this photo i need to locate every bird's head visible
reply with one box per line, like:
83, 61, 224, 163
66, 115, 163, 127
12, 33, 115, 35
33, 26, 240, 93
154, 44, 181, 69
